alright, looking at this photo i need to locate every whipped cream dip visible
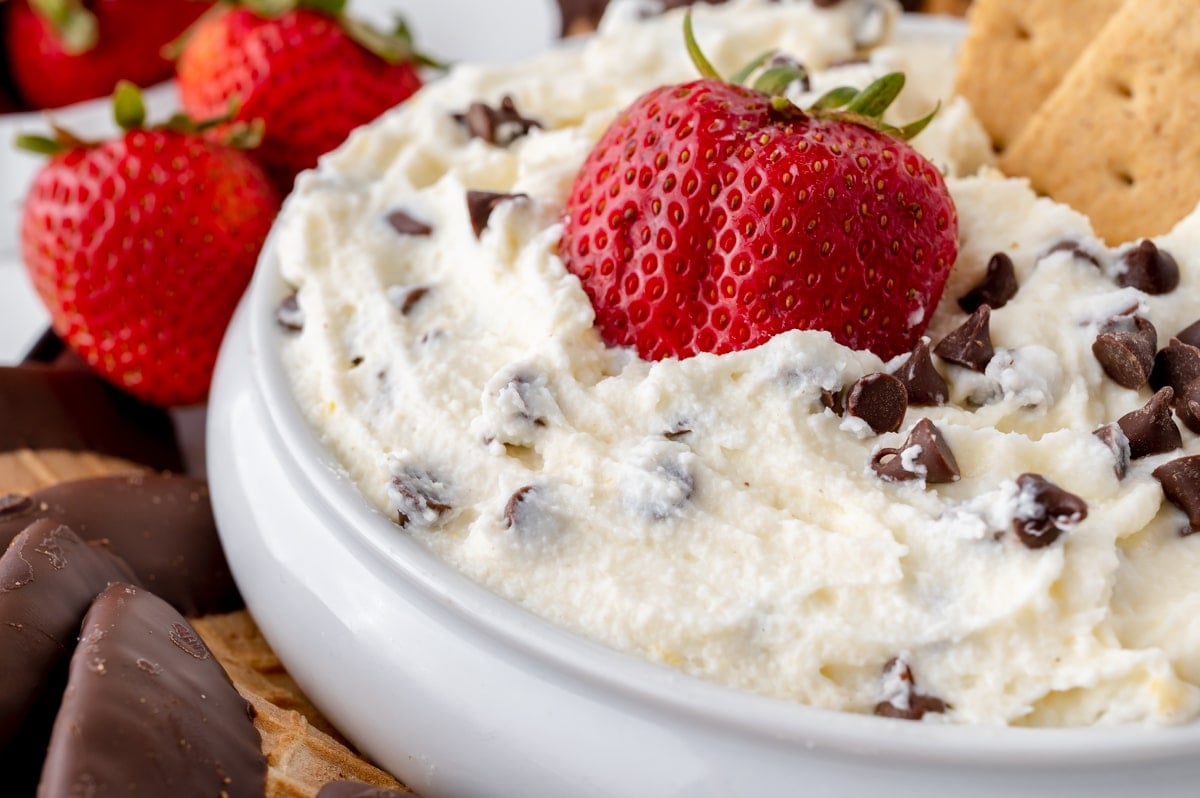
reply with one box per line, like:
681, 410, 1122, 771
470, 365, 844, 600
277, 0, 1200, 726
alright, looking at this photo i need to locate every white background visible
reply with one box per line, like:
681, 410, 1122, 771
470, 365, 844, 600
0, 0, 560, 363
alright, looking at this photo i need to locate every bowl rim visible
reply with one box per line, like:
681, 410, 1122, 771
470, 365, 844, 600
244, 12, 1200, 767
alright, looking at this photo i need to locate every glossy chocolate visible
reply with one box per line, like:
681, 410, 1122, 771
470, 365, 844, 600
0, 364, 182, 471
0, 520, 136, 749
0, 474, 240, 616
39, 583, 265, 797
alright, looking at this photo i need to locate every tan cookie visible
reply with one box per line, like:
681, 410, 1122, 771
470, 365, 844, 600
1000, 0, 1200, 244
954, 0, 1125, 151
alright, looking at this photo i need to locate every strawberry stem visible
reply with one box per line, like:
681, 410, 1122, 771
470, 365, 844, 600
113, 81, 146, 132
682, 10, 722, 81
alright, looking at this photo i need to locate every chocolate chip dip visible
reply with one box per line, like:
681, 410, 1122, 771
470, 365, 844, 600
277, 0, 1200, 725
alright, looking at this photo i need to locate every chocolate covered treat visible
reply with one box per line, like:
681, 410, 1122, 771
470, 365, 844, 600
0, 473, 240, 616
0, 520, 136, 749
0, 365, 184, 480
39, 583, 266, 797
0, 521, 137, 793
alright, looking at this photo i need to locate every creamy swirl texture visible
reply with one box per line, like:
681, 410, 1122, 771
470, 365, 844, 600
278, 0, 1200, 725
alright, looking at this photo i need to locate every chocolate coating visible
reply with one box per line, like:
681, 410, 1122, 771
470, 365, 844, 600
0, 365, 182, 471
38, 583, 265, 797
0, 520, 136, 749
0, 474, 240, 616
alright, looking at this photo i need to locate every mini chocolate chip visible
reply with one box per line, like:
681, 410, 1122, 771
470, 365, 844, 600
1152, 455, 1200, 535
1116, 387, 1181, 460
384, 209, 433, 236
871, 418, 960, 483
276, 293, 304, 331
1092, 315, 1157, 389
1117, 239, 1179, 295
891, 339, 948, 407
663, 423, 691, 441
846, 373, 907, 434
1175, 319, 1200, 349
387, 467, 452, 530
873, 658, 947, 721
454, 95, 541, 146
503, 485, 536, 529
1044, 240, 1101, 269
349, 356, 364, 368
1150, 338, 1200, 399
622, 447, 695, 521
958, 252, 1018, 313
1176, 379, 1200, 434
820, 387, 845, 416
0, 493, 31, 515
467, 190, 526, 238
387, 284, 431, 316
1012, 473, 1087, 549
934, 305, 994, 372
1093, 423, 1131, 479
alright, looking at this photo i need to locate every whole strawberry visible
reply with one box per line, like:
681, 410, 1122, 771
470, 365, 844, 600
19, 82, 280, 406
177, 0, 429, 191
561, 15, 958, 362
6, 0, 212, 109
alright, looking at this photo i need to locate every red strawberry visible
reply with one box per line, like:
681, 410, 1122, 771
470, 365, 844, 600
176, 0, 428, 191
6, 0, 212, 109
561, 16, 958, 362
19, 82, 281, 406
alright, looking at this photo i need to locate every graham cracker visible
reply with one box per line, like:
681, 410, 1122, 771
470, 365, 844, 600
954, 0, 1126, 151
193, 611, 410, 797
0, 449, 143, 494
999, 0, 1200, 244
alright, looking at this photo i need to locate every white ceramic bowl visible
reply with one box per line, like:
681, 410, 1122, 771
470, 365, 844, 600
207, 15, 1200, 798
209, 223, 1200, 798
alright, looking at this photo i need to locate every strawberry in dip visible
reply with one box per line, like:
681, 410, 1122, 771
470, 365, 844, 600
277, 0, 1200, 726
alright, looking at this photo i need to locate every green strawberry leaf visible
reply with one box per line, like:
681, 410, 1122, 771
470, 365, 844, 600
844, 73, 905, 120
729, 50, 774, 86
892, 102, 940, 140
299, 0, 346, 15
752, 63, 810, 97
683, 10, 722, 81
810, 86, 858, 111
14, 133, 68, 156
